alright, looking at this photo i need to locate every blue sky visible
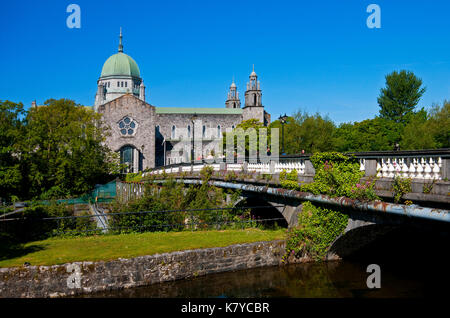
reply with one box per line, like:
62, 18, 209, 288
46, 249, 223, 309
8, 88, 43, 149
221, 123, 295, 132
1, 0, 449, 124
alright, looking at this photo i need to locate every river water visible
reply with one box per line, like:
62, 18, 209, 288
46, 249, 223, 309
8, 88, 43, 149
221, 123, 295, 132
83, 259, 442, 298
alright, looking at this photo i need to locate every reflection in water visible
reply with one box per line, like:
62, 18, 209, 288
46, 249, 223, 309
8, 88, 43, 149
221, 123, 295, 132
81, 260, 433, 298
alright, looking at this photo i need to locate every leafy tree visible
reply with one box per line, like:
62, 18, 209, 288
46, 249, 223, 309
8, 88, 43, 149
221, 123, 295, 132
292, 111, 336, 153
270, 111, 336, 154
23, 99, 118, 199
378, 70, 426, 123
334, 117, 402, 152
269, 115, 301, 154
399, 101, 449, 150
0, 101, 26, 203
400, 108, 436, 150
222, 119, 272, 160
427, 100, 450, 148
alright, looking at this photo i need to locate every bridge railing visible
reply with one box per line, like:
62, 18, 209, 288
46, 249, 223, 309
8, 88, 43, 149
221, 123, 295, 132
143, 149, 450, 181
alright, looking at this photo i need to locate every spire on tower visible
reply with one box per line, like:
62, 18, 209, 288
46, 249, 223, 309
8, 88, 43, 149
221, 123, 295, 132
118, 27, 123, 53
225, 76, 240, 109
230, 75, 236, 88
250, 64, 257, 77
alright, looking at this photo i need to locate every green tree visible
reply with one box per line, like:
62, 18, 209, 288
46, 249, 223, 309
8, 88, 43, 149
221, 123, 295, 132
334, 117, 402, 152
222, 119, 272, 159
400, 108, 436, 150
270, 111, 336, 154
0, 101, 26, 203
291, 110, 336, 153
427, 100, 450, 148
23, 99, 118, 199
269, 116, 301, 154
378, 70, 426, 123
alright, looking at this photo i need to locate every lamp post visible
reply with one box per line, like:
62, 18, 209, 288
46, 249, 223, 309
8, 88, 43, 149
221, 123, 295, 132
278, 113, 288, 155
191, 113, 198, 168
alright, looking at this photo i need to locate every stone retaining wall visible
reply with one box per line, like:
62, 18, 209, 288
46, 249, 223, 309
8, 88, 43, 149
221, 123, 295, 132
0, 240, 288, 298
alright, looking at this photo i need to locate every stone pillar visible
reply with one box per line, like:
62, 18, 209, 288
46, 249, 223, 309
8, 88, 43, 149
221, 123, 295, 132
305, 160, 315, 175
270, 161, 276, 174
133, 148, 139, 173
364, 159, 378, 177
442, 158, 450, 180
139, 82, 146, 102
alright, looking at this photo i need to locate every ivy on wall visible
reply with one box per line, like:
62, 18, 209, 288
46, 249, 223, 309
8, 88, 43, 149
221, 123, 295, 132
280, 169, 301, 190
283, 201, 348, 262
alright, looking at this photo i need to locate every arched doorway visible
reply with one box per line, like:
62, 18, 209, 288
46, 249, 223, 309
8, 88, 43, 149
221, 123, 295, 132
119, 145, 142, 173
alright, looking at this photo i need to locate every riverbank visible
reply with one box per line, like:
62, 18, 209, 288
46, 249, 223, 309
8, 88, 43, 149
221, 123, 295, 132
0, 239, 291, 298
0, 229, 286, 268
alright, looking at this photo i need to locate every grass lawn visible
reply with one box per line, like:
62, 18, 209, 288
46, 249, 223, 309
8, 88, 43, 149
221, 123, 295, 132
0, 229, 286, 268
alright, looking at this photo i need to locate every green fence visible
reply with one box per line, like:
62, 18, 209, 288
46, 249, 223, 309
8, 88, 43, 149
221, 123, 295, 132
39, 180, 117, 205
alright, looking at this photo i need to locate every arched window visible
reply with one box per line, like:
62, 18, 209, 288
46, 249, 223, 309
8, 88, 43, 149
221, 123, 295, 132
125, 82, 127, 88
202, 125, 206, 138
117, 81, 120, 87
187, 125, 191, 138
217, 125, 221, 138
171, 125, 176, 139
253, 94, 257, 105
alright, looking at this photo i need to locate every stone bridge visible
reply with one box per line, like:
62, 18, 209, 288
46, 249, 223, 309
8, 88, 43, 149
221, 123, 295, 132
117, 149, 450, 259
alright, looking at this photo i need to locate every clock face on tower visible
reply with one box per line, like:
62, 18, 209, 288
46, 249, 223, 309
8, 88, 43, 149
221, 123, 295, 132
118, 116, 138, 136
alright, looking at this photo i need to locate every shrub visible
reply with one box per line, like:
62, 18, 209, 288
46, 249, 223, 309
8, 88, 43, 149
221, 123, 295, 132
350, 178, 380, 202
300, 152, 364, 198
110, 167, 252, 233
0, 202, 96, 243
125, 172, 143, 182
283, 201, 348, 262
280, 169, 300, 190
392, 175, 412, 203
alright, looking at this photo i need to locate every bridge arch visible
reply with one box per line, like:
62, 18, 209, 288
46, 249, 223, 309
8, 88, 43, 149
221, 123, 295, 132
233, 195, 289, 228
327, 223, 398, 260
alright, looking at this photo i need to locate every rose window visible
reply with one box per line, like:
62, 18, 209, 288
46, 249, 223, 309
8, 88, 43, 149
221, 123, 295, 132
118, 116, 137, 136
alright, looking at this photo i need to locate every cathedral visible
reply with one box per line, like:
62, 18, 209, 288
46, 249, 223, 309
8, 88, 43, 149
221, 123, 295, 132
94, 30, 270, 172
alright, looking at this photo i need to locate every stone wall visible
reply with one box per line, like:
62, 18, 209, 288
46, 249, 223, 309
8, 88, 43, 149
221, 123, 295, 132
98, 94, 156, 169
0, 240, 287, 298
156, 112, 242, 164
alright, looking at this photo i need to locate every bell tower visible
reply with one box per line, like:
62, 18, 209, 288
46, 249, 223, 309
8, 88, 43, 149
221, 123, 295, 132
244, 65, 262, 107
243, 65, 265, 124
225, 79, 241, 109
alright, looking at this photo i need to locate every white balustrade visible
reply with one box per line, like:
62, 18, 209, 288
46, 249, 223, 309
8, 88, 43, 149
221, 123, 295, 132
227, 163, 243, 171
376, 161, 382, 177
359, 159, 365, 172
274, 161, 305, 175
182, 166, 191, 172
376, 156, 442, 180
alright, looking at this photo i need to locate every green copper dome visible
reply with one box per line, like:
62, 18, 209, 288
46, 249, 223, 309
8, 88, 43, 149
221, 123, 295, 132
100, 52, 140, 78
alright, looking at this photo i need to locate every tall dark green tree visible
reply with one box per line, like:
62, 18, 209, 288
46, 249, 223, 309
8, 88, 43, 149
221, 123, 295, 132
23, 99, 119, 199
0, 101, 26, 203
377, 70, 426, 123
